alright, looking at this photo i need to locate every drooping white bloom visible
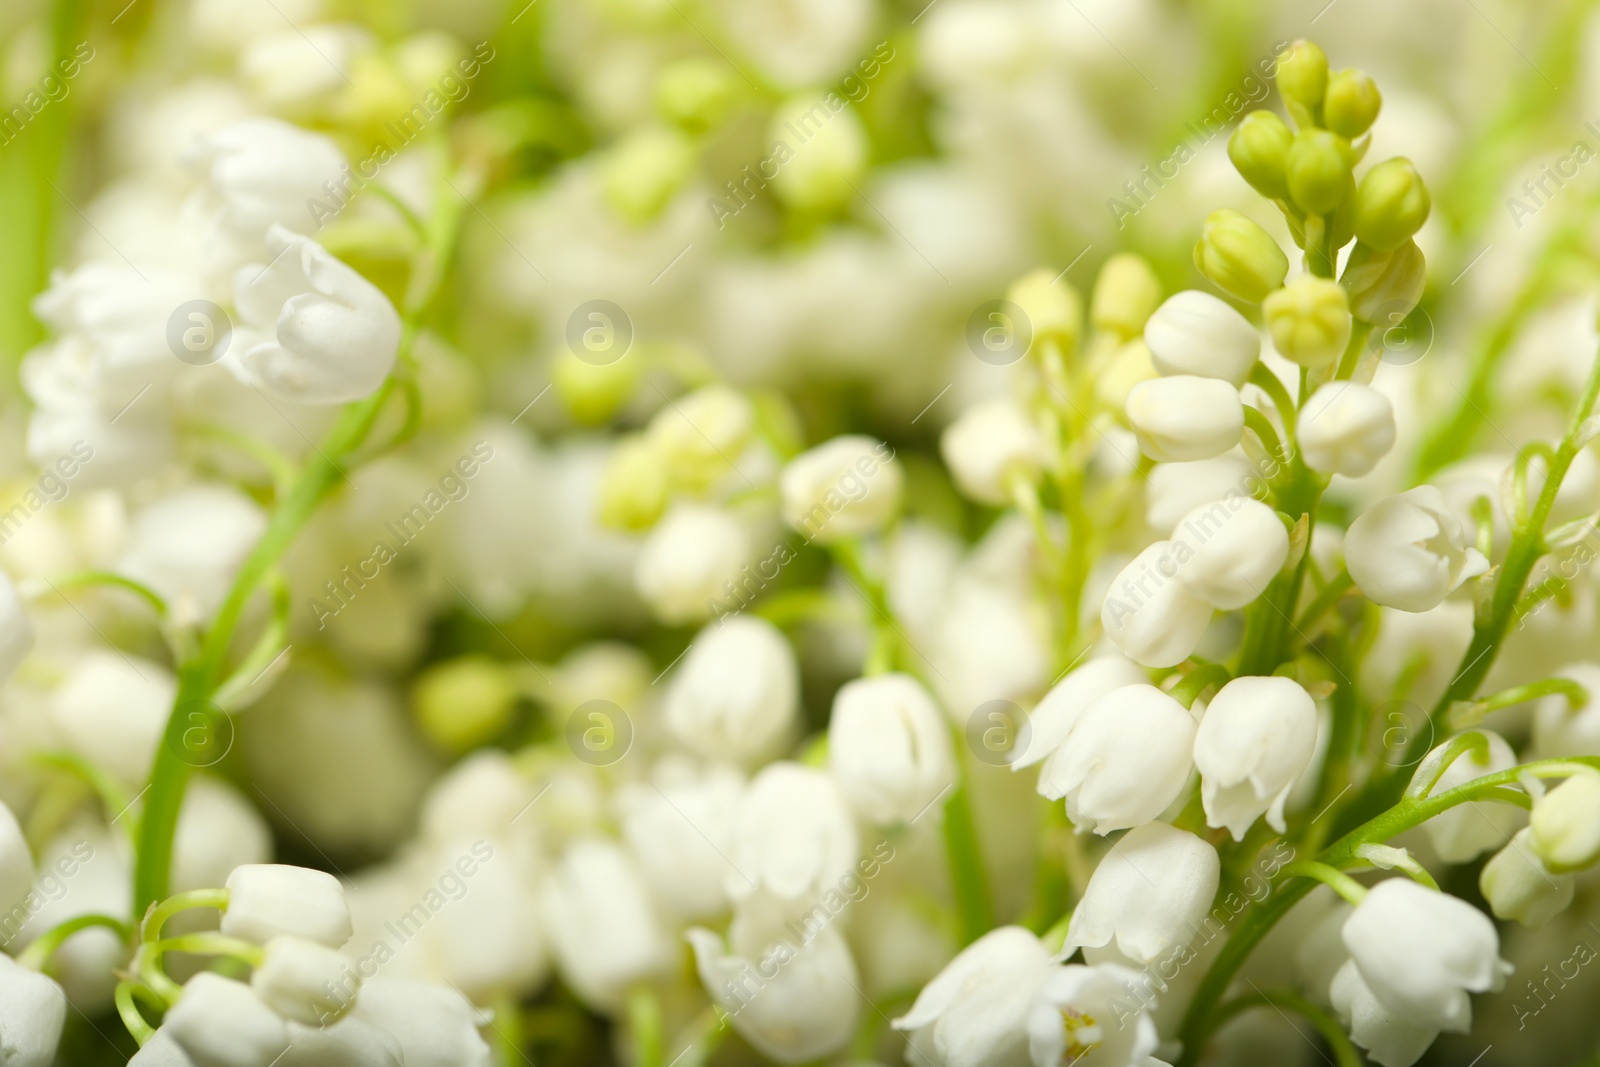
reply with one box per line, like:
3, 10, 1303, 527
20, 344, 173, 488
688, 900, 862, 1064
780, 435, 902, 542
250, 936, 358, 1025
1125, 376, 1245, 463
1012, 654, 1147, 769
663, 615, 798, 766
1025, 962, 1164, 1067
1061, 821, 1219, 966
726, 763, 859, 905
0, 569, 33, 686
1340, 879, 1511, 1032
1143, 290, 1260, 387
1144, 453, 1260, 535
1193, 676, 1318, 839
1101, 543, 1215, 669
1415, 731, 1520, 863
1532, 662, 1600, 758
619, 760, 743, 922
221, 865, 353, 949
892, 926, 1056, 1067
1330, 959, 1438, 1067
172, 776, 272, 894
710, 0, 875, 90
1344, 487, 1489, 612
1037, 684, 1198, 834
540, 838, 671, 1011
230, 226, 401, 405
1529, 772, 1600, 873
421, 835, 548, 1001
1479, 827, 1575, 930
940, 398, 1049, 506
51, 651, 176, 788
164, 973, 290, 1067
828, 673, 955, 825
1297, 382, 1397, 478
647, 385, 754, 493
418, 750, 539, 846
348, 978, 491, 1067
238, 24, 371, 118
0, 954, 66, 1067
1170, 496, 1290, 610
117, 485, 267, 623
634, 505, 750, 626
279, 1017, 404, 1066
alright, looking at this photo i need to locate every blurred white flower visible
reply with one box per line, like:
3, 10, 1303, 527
117, 484, 266, 623
1298, 382, 1397, 478
780, 434, 902, 542
1479, 827, 1574, 930
238, 24, 371, 118
1345, 486, 1489, 612
663, 615, 798, 766
0, 953, 64, 1067
0, 569, 34, 686
619, 760, 743, 922
828, 672, 955, 825
50, 651, 175, 789
540, 838, 671, 1011
346, 978, 491, 1067
251, 936, 358, 1025
726, 763, 858, 906
941, 398, 1048, 507
164, 973, 290, 1067
1415, 731, 1520, 863
634, 505, 750, 626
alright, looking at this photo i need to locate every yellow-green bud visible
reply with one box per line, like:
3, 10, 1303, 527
1228, 111, 1294, 201
1286, 130, 1354, 215
1007, 268, 1082, 353
1324, 68, 1381, 139
1194, 209, 1289, 303
552, 349, 639, 425
1262, 277, 1351, 368
647, 384, 754, 492
1275, 39, 1328, 117
599, 436, 669, 530
769, 95, 867, 214
1091, 253, 1163, 338
413, 655, 518, 753
1340, 239, 1426, 323
1531, 774, 1600, 874
656, 58, 739, 133
600, 125, 696, 225
1353, 157, 1431, 252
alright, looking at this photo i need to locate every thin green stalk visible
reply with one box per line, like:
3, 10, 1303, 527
1236, 457, 1327, 676
18, 913, 130, 970
941, 765, 993, 945
42, 571, 168, 618
114, 982, 157, 1046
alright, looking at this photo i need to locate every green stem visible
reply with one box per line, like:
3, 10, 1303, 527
1170, 662, 1232, 708
628, 986, 663, 1067
18, 913, 130, 970
141, 888, 229, 941
1248, 364, 1298, 443
1294, 570, 1352, 633
941, 765, 993, 945
1242, 406, 1285, 463
1277, 861, 1368, 905
42, 571, 168, 617
28, 751, 134, 842
1236, 457, 1327, 676
115, 982, 157, 1046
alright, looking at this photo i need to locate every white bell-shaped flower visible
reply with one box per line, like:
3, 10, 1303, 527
780, 434, 902, 542
279, 1017, 404, 1066
0, 569, 30, 689
540, 838, 671, 1011
1414, 731, 1520, 863
1529, 772, 1600, 872
1143, 290, 1260, 387
1101, 542, 1215, 668
726, 762, 859, 906
164, 973, 290, 1067
117, 485, 266, 623
1479, 827, 1575, 930
1025, 961, 1164, 1067
663, 615, 798, 767
1298, 382, 1396, 478
634, 505, 750, 626
222, 865, 352, 949
1012, 654, 1147, 769
1125, 376, 1244, 462
1036, 684, 1198, 834
940, 398, 1049, 507
1193, 676, 1318, 839
0, 954, 65, 1067
1330, 959, 1438, 1067
173, 776, 272, 895
127, 1030, 193, 1065
422, 835, 548, 1001
51, 650, 176, 788
1532, 662, 1600, 758
1340, 879, 1511, 1032
1345, 486, 1489, 612
1170, 495, 1290, 610
688, 896, 861, 1064
230, 225, 401, 405
348, 978, 491, 1067
891, 926, 1055, 1067
828, 673, 955, 825
1144, 453, 1260, 535
250, 936, 358, 1025
619, 760, 743, 922
1060, 821, 1219, 966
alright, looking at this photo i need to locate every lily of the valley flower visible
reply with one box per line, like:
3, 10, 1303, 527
1125, 376, 1245, 463
1297, 382, 1397, 478
221, 865, 353, 949
1480, 827, 1575, 930
250, 936, 358, 1025
116, 484, 267, 624
1100, 542, 1215, 669
0, 954, 65, 1067
1026, 961, 1167, 1067
1143, 290, 1260, 387
1344, 486, 1488, 612
1170, 496, 1290, 610
163, 972, 290, 1067
1193, 676, 1318, 839
634, 505, 750, 626
1330, 958, 1438, 1067
1529, 772, 1600, 873
891, 926, 1055, 1067
1415, 731, 1520, 863
1012, 654, 1147, 769
540, 838, 671, 1011
229, 225, 401, 405
346, 977, 492, 1067
1060, 821, 1219, 967
780, 434, 902, 541
941, 398, 1049, 506
1036, 684, 1198, 834
726, 763, 859, 905
663, 615, 799, 767
827, 673, 955, 825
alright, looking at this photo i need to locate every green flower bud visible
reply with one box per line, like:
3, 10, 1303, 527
1228, 111, 1294, 201
1480, 828, 1574, 930
599, 435, 669, 531
1324, 68, 1381, 139
1091, 253, 1163, 338
1340, 240, 1426, 323
600, 125, 696, 225
656, 58, 739, 133
552, 348, 640, 425
770, 94, 867, 214
1193, 209, 1289, 303
1275, 39, 1328, 117
413, 655, 518, 753
1286, 129, 1354, 215
1531, 774, 1600, 874
1353, 157, 1431, 253
1007, 267, 1082, 353
647, 384, 754, 492
1262, 277, 1351, 368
